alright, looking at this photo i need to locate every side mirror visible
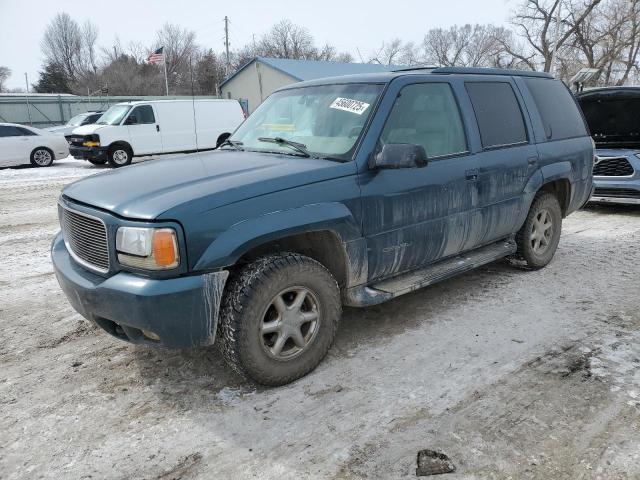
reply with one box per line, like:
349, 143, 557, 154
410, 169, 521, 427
370, 143, 428, 169
125, 115, 138, 125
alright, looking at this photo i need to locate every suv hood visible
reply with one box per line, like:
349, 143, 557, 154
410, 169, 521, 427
577, 89, 640, 148
62, 150, 355, 220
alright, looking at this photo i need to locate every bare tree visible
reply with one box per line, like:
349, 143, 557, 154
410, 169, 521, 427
41, 13, 81, 82
0, 66, 10, 92
259, 20, 317, 59
511, 0, 604, 72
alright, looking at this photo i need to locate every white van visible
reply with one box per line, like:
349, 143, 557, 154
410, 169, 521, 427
67, 99, 245, 167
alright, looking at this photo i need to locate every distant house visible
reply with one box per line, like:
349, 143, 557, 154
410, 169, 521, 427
220, 57, 397, 113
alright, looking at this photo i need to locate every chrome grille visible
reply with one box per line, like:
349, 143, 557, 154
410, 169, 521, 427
593, 156, 634, 176
61, 207, 109, 272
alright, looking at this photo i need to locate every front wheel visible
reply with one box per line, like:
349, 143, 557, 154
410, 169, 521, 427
515, 192, 562, 269
107, 146, 132, 168
218, 253, 341, 386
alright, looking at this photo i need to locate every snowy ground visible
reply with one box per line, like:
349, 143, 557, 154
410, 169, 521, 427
1, 158, 639, 479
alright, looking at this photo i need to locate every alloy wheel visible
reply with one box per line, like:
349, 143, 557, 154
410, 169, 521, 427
260, 286, 321, 360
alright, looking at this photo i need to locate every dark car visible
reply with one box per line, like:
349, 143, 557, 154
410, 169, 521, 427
576, 87, 640, 204
51, 67, 594, 385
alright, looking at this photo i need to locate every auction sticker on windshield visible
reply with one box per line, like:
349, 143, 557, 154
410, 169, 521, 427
330, 97, 370, 115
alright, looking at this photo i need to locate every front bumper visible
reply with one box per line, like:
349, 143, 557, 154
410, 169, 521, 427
51, 232, 228, 348
69, 145, 108, 162
590, 149, 640, 205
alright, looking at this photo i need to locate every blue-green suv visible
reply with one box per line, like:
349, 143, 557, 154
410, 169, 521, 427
52, 67, 594, 385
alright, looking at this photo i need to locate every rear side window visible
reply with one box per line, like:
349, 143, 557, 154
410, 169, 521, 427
524, 78, 588, 140
465, 82, 527, 148
380, 83, 467, 158
17, 127, 37, 136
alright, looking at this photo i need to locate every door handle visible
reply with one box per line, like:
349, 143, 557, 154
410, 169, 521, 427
527, 156, 538, 165
156, 124, 160, 132
465, 169, 478, 181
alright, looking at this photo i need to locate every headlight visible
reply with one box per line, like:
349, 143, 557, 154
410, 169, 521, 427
116, 227, 179, 270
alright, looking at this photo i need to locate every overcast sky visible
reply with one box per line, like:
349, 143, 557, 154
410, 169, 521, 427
0, 0, 512, 90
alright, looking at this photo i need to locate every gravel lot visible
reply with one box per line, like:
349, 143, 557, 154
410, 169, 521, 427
1, 158, 639, 479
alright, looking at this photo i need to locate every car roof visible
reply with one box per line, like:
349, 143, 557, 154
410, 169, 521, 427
282, 66, 554, 89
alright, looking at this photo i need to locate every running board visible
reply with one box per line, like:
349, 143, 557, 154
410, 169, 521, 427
344, 238, 516, 307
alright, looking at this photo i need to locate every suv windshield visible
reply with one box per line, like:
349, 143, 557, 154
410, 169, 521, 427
96, 105, 131, 125
230, 83, 384, 160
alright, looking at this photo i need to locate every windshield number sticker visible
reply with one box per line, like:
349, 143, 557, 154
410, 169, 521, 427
330, 97, 370, 115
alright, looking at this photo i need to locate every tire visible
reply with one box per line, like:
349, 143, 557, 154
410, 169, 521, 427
107, 145, 132, 168
515, 191, 562, 269
88, 158, 106, 165
30, 148, 54, 167
218, 252, 341, 386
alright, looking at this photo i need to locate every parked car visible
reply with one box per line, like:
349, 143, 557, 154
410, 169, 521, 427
66, 99, 245, 167
52, 67, 593, 386
46, 111, 104, 136
0, 122, 69, 168
576, 87, 640, 204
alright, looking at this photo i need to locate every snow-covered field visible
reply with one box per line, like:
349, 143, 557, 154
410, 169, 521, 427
1, 158, 639, 479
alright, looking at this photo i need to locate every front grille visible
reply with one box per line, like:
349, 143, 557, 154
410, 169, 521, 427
593, 157, 634, 176
61, 207, 109, 272
593, 188, 640, 199
65, 135, 86, 147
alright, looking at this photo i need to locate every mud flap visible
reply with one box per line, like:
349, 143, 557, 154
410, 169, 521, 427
202, 270, 230, 345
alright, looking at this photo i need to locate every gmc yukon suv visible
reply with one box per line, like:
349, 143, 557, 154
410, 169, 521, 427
52, 67, 594, 386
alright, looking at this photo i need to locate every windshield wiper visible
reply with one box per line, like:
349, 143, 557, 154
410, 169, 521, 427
258, 137, 311, 157
217, 139, 244, 151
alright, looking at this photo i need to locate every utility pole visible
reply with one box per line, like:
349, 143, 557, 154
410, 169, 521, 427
550, 0, 563, 76
24, 73, 32, 126
224, 16, 231, 76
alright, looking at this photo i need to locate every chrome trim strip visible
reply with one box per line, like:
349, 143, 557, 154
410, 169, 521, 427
60, 203, 110, 274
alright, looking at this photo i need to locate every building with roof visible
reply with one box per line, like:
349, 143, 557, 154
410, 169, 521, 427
220, 57, 396, 113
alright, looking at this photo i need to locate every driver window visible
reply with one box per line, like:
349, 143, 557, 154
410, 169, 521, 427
127, 105, 155, 125
380, 83, 467, 158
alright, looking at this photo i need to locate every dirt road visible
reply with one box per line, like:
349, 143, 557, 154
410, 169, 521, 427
1, 160, 639, 479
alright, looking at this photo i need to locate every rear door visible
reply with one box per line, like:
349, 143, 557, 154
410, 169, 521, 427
125, 105, 162, 155
358, 80, 477, 280
464, 80, 536, 245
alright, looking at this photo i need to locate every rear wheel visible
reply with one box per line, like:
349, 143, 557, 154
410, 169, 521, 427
107, 145, 132, 168
515, 192, 562, 269
30, 148, 53, 167
218, 252, 341, 386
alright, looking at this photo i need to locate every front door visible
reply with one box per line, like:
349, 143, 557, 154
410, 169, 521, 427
358, 82, 477, 281
124, 105, 162, 155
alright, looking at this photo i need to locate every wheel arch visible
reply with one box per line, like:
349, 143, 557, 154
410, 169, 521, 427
192, 202, 366, 289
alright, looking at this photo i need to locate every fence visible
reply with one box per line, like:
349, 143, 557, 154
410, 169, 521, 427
0, 95, 221, 127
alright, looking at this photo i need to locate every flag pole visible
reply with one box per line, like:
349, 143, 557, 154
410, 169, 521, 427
163, 54, 169, 96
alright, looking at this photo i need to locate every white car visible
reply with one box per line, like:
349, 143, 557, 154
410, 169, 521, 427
0, 123, 69, 168
67, 99, 245, 167
46, 111, 104, 137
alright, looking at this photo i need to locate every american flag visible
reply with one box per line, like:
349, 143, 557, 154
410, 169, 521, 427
147, 47, 165, 65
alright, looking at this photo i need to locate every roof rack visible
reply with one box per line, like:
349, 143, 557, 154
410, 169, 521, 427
393, 66, 553, 79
